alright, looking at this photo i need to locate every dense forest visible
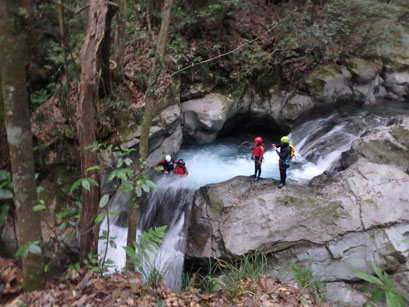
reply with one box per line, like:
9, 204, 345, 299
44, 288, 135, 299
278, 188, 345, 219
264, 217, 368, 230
1, 0, 409, 306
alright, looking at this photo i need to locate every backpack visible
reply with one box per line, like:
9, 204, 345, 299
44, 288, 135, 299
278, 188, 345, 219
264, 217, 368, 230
285, 144, 295, 166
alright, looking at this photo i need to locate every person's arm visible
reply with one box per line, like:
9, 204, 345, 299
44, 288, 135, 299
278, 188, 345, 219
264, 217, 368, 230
259, 146, 264, 162
277, 146, 291, 160
184, 166, 188, 176
273, 144, 288, 160
156, 160, 165, 167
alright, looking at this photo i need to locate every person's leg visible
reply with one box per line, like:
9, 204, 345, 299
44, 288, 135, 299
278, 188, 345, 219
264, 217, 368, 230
254, 160, 258, 177
257, 162, 261, 179
281, 167, 287, 184
254, 160, 261, 180
278, 166, 286, 188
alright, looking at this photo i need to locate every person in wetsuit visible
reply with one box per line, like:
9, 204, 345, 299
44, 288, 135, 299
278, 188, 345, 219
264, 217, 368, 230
273, 136, 291, 188
251, 137, 265, 181
174, 159, 188, 176
155, 155, 177, 173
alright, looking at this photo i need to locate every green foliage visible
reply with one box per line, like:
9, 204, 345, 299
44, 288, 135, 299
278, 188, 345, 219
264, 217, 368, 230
32, 199, 46, 212
123, 226, 167, 285
83, 252, 116, 275
272, 0, 409, 82
56, 200, 81, 231
190, 251, 267, 298
290, 263, 326, 302
0, 169, 13, 228
70, 177, 99, 193
15, 240, 42, 259
351, 262, 409, 307
174, 0, 247, 30
99, 230, 117, 249
87, 141, 158, 200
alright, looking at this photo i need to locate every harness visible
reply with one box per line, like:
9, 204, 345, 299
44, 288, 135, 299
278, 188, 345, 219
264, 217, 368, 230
284, 144, 295, 166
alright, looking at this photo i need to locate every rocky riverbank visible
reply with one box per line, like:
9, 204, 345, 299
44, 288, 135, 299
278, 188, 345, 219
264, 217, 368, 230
185, 116, 409, 305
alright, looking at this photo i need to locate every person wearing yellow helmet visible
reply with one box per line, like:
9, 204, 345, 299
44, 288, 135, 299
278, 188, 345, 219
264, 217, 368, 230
272, 136, 291, 188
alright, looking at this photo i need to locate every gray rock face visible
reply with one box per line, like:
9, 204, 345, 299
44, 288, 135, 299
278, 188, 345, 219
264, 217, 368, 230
304, 65, 353, 103
281, 95, 313, 122
346, 58, 383, 84
187, 158, 409, 257
353, 75, 385, 104
186, 120, 409, 306
120, 103, 183, 166
343, 117, 409, 173
325, 282, 367, 307
181, 93, 233, 144
180, 82, 215, 101
384, 71, 409, 101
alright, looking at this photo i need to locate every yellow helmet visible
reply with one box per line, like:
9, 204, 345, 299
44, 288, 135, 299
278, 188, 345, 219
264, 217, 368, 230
280, 136, 289, 143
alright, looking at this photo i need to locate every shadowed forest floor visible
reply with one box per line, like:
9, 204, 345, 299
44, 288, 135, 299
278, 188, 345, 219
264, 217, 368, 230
0, 257, 322, 306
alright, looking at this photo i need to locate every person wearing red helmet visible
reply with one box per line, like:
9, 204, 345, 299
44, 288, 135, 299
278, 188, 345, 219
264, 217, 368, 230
251, 137, 265, 181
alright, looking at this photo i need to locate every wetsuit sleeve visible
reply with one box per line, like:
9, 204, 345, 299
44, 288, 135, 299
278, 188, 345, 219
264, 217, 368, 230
184, 166, 188, 175
275, 146, 290, 160
156, 160, 165, 167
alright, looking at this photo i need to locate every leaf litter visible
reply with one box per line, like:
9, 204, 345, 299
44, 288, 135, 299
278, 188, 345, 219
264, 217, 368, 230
1, 257, 326, 307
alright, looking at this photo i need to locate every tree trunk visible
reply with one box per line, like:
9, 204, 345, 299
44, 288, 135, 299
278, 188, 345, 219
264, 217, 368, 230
98, 3, 117, 98
78, 0, 108, 264
146, 0, 155, 41
125, 0, 174, 271
58, 0, 69, 77
113, 0, 126, 71
0, 0, 45, 291
0, 72, 10, 170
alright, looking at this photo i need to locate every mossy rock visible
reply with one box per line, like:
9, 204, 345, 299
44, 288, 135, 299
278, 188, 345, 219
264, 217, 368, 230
304, 65, 343, 96
391, 124, 409, 148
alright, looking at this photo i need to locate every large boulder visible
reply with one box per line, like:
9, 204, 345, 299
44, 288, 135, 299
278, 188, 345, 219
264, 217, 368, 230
345, 58, 383, 84
181, 93, 233, 144
304, 65, 353, 103
186, 119, 409, 305
384, 71, 409, 101
187, 157, 409, 259
342, 116, 409, 173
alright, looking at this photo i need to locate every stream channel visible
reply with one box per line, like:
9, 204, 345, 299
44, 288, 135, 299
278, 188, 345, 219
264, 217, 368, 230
98, 101, 409, 290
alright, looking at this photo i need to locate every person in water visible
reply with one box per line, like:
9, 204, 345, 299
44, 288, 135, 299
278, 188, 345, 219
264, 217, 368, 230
155, 155, 177, 173
251, 137, 265, 181
272, 136, 291, 188
174, 159, 188, 176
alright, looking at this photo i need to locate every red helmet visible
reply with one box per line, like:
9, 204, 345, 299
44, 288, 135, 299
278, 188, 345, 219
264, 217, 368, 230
254, 137, 262, 143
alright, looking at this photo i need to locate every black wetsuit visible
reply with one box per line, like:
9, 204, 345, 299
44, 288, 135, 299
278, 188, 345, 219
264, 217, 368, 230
276, 143, 291, 185
156, 160, 176, 173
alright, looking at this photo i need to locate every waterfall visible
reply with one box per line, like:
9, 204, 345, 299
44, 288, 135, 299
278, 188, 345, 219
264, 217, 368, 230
98, 175, 194, 290
99, 100, 406, 290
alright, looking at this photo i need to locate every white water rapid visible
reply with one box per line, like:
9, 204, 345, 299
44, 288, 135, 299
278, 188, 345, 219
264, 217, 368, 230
99, 101, 407, 290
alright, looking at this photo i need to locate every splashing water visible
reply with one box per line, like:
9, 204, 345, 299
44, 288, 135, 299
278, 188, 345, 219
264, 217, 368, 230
98, 176, 193, 290
99, 101, 407, 290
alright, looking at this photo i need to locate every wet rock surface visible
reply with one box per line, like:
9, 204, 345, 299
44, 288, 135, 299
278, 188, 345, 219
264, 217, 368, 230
186, 119, 409, 306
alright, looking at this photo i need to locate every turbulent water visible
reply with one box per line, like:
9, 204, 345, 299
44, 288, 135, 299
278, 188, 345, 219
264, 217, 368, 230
99, 101, 408, 290
179, 102, 409, 186
98, 176, 193, 290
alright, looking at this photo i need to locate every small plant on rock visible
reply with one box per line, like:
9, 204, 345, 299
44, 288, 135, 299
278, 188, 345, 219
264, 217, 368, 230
351, 262, 409, 307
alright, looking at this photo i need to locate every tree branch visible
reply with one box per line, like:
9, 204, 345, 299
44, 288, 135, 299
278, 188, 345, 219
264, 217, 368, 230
168, 20, 282, 78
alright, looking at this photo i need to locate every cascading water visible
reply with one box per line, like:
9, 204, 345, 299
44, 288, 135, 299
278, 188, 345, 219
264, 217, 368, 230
98, 176, 194, 290
99, 101, 408, 290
